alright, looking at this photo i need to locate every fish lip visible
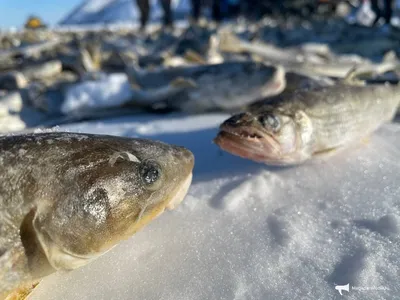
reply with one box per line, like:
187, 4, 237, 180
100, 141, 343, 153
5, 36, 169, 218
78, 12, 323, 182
178, 146, 195, 170
214, 125, 282, 163
219, 123, 263, 139
161, 146, 194, 211
166, 147, 194, 210
166, 172, 193, 210
218, 123, 280, 146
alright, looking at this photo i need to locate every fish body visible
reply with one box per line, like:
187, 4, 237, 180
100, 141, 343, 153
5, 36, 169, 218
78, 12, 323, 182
20, 60, 62, 81
283, 72, 335, 92
0, 38, 64, 62
219, 31, 400, 79
215, 84, 400, 165
0, 132, 194, 298
293, 58, 399, 79
219, 30, 306, 65
127, 61, 286, 112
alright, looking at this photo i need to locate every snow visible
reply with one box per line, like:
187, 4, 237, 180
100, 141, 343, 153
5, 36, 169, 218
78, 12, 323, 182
61, 73, 132, 115
27, 113, 400, 300
59, 0, 191, 25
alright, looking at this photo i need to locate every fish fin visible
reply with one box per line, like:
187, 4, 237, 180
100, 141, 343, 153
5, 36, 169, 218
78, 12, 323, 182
184, 50, 206, 64
383, 50, 397, 62
109, 151, 140, 166
218, 30, 243, 53
261, 65, 286, 97
313, 146, 340, 158
4, 281, 39, 300
383, 51, 400, 74
170, 77, 197, 89
343, 66, 366, 86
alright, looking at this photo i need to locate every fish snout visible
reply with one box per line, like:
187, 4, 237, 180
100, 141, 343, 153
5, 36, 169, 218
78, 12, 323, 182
173, 145, 195, 173
222, 112, 253, 127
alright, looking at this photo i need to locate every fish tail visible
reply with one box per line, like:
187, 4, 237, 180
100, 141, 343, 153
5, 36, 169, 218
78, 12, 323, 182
261, 65, 286, 97
383, 50, 397, 63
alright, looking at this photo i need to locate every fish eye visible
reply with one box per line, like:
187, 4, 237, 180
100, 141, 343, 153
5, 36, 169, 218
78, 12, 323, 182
259, 114, 280, 131
140, 161, 162, 189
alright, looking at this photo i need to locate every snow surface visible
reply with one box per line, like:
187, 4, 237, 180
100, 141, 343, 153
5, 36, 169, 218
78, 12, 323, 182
27, 113, 400, 300
61, 73, 133, 115
59, 0, 191, 25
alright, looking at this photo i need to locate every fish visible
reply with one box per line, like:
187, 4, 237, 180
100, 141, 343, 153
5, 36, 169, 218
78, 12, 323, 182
218, 30, 307, 65
214, 83, 400, 165
0, 57, 18, 73
20, 60, 62, 82
219, 30, 400, 79
126, 61, 286, 113
281, 71, 335, 92
0, 132, 194, 299
294, 51, 400, 79
56, 48, 98, 75
0, 38, 65, 62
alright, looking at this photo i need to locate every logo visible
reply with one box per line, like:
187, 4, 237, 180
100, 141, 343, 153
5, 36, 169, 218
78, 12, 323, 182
335, 283, 350, 296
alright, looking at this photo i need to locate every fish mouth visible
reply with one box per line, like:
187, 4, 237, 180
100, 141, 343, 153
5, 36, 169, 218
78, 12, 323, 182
166, 172, 193, 210
166, 147, 194, 210
214, 125, 282, 163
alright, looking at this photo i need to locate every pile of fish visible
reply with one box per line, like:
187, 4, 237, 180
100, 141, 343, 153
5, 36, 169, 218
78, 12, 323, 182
0, 17, 399, 153
2, 15, 400, 300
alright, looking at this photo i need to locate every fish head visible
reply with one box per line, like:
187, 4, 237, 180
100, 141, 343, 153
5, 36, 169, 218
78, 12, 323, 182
34, 136, 194, 270
214, 108, 313, 165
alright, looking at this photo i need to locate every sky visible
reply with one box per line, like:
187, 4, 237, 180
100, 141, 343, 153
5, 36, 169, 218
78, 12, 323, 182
0, 0, 82, 29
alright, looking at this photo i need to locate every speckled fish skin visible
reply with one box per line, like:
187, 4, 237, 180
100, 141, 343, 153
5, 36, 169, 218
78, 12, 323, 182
0, 132, 194, 298
214, 84, 400, 165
